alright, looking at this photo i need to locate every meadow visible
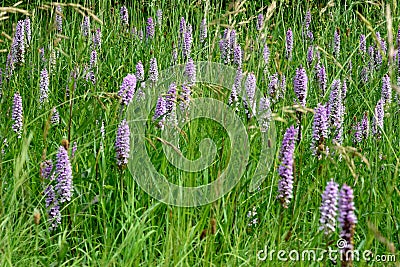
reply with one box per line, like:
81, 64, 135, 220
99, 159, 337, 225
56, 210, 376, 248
0, 0, 399, 266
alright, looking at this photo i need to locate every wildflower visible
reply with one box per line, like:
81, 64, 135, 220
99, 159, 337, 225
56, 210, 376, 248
118, 74, 137, 106
55, 5, 63, 33
11, 20, 25, 64
149, 57, 159, 83
55, 146, 73, 203
333, 29, 340, 58
51, 107, 60, 125
286, 28, 293, 60
247, 207, 258, 226
307, 45, 314, 67
353, 122, 362, 144
166, 83, 177, 113
361, 111, 369, 139
304, 10, 311, 32
90, 50, 97, 69
180, 83, 191, 113
81, 16, 90, 37
359, 34, 366, 55
233, 44, 242, 67
135, 61, 144, 81
185, 58, 196, 86
256, 14, 264, 31
319, 180, 339, 235
338, 184, 357, 267
24, 17, 31, 46
183, 24, 192, 58
268, 73, 279, 99
115, 119, 130, 167
381, 74, 392, 105
316, 64, 327, 96
156, 9, 163, 27
92, 28, 102, 49
244, 72, 256, 118
229, 67, 242, 110
12, 92, 23, 137
263, 44, 270, 67
200, 18, 207, 43
40, 160, 53, 179
311, 103, 329, 156
146, 17, 155, 39
258, 96, 272, 132
277, 125, 296, 208
372, 98, 384, 137
40, 68, 50, 104
293, 66, 308, 107
44, 185, 61, 231
120, 6, 129, 26
153, 96, 167, 129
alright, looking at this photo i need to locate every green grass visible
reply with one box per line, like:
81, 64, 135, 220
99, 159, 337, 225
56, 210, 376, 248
0, 1, 399, 266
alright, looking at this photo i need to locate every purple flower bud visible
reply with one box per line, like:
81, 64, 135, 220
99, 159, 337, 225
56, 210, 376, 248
200, 18, 207, 43
258, 96, 271, 132
146, 17, 155, 39
183, 24, 192, 58
120, 6, 129, 26
353, 122, 362, 144
12, 92, 23, 137
55, 5, 63, 33
40, 68, 49, 104
245, 72, 256, 118
233, 44, 242, 66
51, 107, 60, 125
135, 61, 144, 81
339, 184, 357, 265
24, 17, 31, 46
166, 83, 177, 113
304, 10, 311, 31
286, 28, 293, 60
81, 16, 90, 37
153, 96, 167, 130
372, 98, 384, 136
319, 179, 339, 235
229, 67, 242, 109
312, 103, 329, 156
361, 111, 369, 139
185, 58, 196, 85
359, 34, 366, 54
328, 79, 344, 144
156, 9, 163, 27
12, 20, 25, 64
118, 74, 137, 105
263, 44, 270, 66
361, 67, 368, 83
115, 119, 130, 167
307, 45, 314, 66
92, 28, 102, 49
180, 83, 191, 113
307, 30, 314, 42
172, 46, 178, 65
90, 50, 97, 69
381, 74, 392, 104
179, 17, 186, 37
333, 29, 340, 58
257, 14, 264, 31
368, 45, 375, 70
149, 57, 159, 83
55, 146, 73, 203
277, 125, 296, 208
316, 64, 327, 96
40, 160, 53, 179
397, 26, 400, 49
268, 73, 279, 99
375, 32, 384, 66
44, 185, 61, 231
293, 66, 308, 107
